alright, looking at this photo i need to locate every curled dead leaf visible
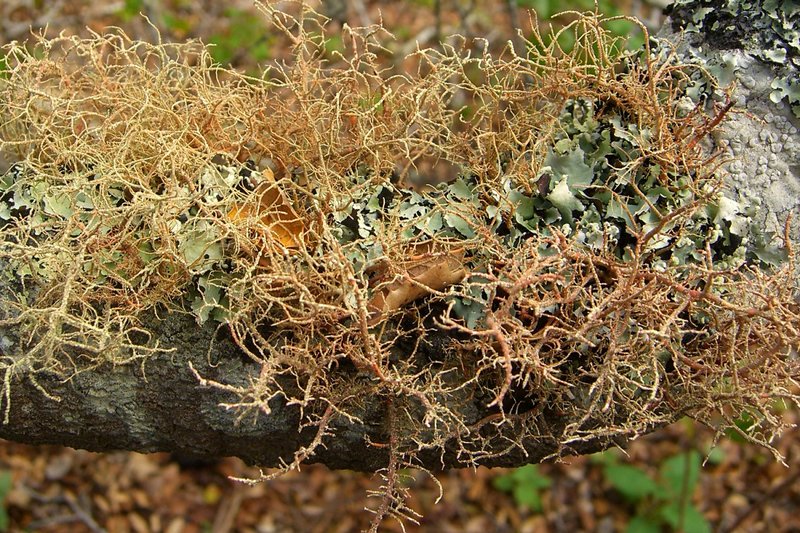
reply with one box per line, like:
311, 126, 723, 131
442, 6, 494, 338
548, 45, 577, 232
227, 167, 308, 255
367, 244, 467, 325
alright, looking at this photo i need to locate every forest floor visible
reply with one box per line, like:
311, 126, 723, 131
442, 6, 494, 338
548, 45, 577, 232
0, 0, 798, 531
1, 412, 798, 532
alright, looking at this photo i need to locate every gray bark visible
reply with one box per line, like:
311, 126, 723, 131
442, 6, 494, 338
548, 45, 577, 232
664, 0, 800, 241
0, 310, 627, 470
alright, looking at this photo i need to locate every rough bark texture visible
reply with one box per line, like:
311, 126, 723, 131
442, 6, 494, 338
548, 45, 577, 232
1, 311, 391, 471
0, 0, 797, 470
0, 310, 630, 471
665, 0, 800, 241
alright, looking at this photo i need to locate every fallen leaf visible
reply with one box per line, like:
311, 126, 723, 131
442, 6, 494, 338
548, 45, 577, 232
44, 452, 74, 481
129, 512, 150, 533
132, 489, 149, 508
227, 167, 307, 253
367, 243, 467, 324
165, 517, 186, 533
106, 515, 131, 533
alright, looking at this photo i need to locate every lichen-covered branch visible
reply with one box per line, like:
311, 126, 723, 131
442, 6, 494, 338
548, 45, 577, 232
0, 3, 797, 485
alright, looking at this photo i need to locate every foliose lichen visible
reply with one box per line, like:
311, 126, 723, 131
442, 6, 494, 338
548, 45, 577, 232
668, 0, 800, 117
0, 11, 797, 520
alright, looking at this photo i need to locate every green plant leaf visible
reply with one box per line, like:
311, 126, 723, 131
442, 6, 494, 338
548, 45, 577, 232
660, 451, 701, 498
0, 471, 11, 497
511, 465, 552, 488
660, 501, 711, 533
492, 465, 551, 512
163, 13, 191, 34
604, 464, 658, 502
513, 482, 544, 512
590, 449, 620, 466
682, 504, 712, 533
119, 0, 144, 20
492, 473, 515, 492
0, 471, 10, 531
625, 515, 661, 533
704, 447, 726, 466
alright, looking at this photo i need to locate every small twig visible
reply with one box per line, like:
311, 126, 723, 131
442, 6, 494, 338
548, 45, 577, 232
367, 398, 399, 533
63, 494, 107, 533
486, 314, 513, 408
29, 493, 106, 533
231, 404, 336, 484
211, 484, 245, 533
685, 94, 734, 151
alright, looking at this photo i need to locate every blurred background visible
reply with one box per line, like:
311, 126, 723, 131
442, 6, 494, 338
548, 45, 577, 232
0, 1, 798, 532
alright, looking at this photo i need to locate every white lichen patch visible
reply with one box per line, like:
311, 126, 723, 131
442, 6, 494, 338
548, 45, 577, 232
658, 23, 800, 241
663, 0, 800, 240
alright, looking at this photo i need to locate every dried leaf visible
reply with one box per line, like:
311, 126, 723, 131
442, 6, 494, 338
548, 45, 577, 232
368, 244, 467, 324
227, 168, 307, 252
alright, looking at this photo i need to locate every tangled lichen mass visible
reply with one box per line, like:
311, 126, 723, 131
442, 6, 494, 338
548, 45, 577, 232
0, 5, 798, 525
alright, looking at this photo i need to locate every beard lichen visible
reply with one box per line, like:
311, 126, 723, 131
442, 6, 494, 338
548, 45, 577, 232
0, 4, 798, 527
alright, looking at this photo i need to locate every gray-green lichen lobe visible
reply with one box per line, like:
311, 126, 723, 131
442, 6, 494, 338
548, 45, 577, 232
667, 0, 800, 61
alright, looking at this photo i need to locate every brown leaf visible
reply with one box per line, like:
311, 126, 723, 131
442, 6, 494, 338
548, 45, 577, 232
164, 517, 186, 533
367, 244, 467, 324
44, 452, 74, 481
129, 512, 150, 533
227, 167, 307, 253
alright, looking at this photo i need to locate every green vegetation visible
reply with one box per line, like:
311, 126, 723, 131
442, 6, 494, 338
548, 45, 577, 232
492, 465, 552, 512
208, 8, 273, 66
597, 450, 711, 533
118, 0, 145, 22
0, 470, 11, 532
521, 0, 645, 51
494, 448, 713, 531
117, 2, 272, 67
492, 450, 711, 533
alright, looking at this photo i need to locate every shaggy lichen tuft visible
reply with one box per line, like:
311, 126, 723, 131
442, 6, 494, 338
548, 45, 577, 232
0, 5, 798, 527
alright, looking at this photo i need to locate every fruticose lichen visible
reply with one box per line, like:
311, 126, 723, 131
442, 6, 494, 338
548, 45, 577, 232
0, 5, 798, 525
